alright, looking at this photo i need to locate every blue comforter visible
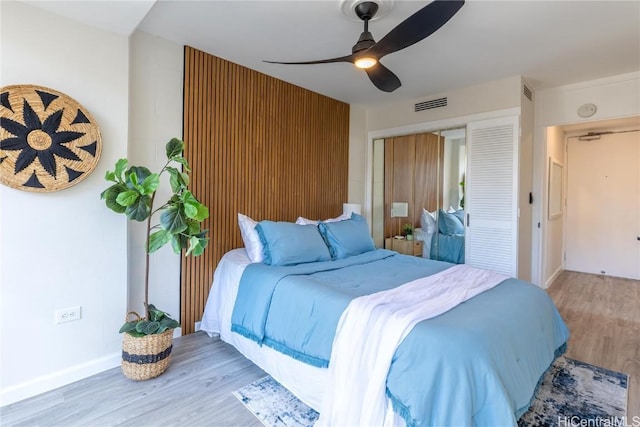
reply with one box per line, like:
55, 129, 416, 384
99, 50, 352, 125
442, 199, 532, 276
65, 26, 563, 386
231, 250, 569, 426
431, 233, 465, 264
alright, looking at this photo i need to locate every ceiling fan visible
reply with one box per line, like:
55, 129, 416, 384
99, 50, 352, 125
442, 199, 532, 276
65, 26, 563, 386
264, 0, 465, 93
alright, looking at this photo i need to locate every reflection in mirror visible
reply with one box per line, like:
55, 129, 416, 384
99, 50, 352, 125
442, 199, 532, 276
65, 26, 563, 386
372, 138, 385, 247
371, 128, 467, 264
431, 128, 466, 264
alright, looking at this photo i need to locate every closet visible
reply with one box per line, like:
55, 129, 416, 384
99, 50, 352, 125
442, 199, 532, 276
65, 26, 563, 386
466, 116, 520, 276
372, 114, 530, 278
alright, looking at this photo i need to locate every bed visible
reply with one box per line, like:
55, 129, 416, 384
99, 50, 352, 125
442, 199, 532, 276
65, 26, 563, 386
200, 213, 569, 427
415, 208, 465, 264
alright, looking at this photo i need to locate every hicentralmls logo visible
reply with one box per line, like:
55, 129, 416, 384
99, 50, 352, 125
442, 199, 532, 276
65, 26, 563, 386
557, 416, 640, 427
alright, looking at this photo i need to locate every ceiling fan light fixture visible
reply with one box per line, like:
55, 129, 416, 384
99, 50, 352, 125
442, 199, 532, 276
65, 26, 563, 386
264, 0, 465, 92
354, 56, 377, 69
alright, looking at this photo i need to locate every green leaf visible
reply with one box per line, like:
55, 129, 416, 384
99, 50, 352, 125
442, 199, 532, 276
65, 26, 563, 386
170, 155, 191, 172
135, 320, 160, 335
182, 191, 209, 221
101, 184, 127, 214
128, 170, 139, 187
140, 174, 160, 195
166, 167, 185, 193
160, 205, 188, 234
160, 317, 180, 329
116, 190, 139, 207
180, 172, 190, 187
186, 219, 201, 235
125, 166, 152, 190
166, 138, 184, 159
119, 320, 138, 334
186, 236, 208, 257
147, 304, 164, 322
148, 229, 171, 253
114, 158, 128, 180
125, 195, 152, 221
171, 234, 185, 254
195, 204, 209, 221
104, 170, 117, 182
126, 330, 146, 337
184, 203, 197, 219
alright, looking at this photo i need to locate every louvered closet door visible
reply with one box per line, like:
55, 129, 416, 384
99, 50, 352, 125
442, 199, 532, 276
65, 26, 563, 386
465, 116, 519, 276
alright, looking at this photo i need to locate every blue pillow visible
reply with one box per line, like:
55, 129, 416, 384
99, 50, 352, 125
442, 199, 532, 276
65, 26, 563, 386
318, 213, 375, 259
255, 221, 331, 266
438, 209, 464, 235
451, 209, 465, 226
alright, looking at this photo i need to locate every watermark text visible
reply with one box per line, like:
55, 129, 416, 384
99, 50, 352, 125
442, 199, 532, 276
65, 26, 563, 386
557, 416, 640, 427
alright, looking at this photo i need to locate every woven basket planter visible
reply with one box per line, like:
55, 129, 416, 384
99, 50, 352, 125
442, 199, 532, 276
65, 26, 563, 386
121, 327, 174, 381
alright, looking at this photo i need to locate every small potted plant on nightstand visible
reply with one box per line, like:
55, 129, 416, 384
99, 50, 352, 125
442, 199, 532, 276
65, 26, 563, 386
403, 223, 414, 241
101, 137, 209, 381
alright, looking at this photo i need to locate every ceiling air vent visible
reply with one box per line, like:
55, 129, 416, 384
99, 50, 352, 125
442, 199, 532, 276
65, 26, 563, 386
415, 97, 447, 112
523, 84, 532, 102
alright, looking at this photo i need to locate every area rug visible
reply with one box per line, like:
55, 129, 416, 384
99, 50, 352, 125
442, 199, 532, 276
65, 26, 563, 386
233, 356, 627, 427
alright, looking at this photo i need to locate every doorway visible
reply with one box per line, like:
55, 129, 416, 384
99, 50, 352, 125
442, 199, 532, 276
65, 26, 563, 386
565, 130, 640, 280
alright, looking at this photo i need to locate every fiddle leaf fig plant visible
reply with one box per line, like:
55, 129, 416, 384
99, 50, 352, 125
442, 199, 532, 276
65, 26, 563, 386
101, 137, 209, 336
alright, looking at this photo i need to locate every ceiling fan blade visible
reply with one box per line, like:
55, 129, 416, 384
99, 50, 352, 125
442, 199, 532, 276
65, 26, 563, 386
368, 0, 465, 60
264, 54, 355, 65
365, 63, 401, 92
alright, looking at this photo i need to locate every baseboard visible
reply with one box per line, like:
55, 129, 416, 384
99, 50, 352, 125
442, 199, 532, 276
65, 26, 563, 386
0, 352, 121, 407
544, 267, 563, 289
2, 327, 185, 407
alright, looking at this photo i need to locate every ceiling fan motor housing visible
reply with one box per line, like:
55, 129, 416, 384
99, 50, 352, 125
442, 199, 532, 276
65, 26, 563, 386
352, 2, 379, 53
352, 31, 376, 53
354, 1, 379, 21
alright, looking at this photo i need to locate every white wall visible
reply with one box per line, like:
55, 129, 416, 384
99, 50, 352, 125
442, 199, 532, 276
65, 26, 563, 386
363, 75, 522, 133
518, 81, 535, 282
348, 104, 367, 213
128, 31, 184, 328
0, 2, 129, 405
533, 72, 640, 287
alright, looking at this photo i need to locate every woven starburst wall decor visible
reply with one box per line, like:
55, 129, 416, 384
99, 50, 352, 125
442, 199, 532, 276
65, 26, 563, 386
0, 84, 102, 192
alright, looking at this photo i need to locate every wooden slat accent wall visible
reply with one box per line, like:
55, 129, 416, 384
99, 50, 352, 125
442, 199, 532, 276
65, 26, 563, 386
181, 46, 350, 334
414, 133, 444, 222
383, 132, 443, 241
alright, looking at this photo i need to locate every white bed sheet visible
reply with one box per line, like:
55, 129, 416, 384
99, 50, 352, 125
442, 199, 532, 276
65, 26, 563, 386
201, 248, 405, 426
200, 248, 327, 410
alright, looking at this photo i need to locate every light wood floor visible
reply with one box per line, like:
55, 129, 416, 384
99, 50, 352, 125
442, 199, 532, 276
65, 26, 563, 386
547, 270, 640, 418
0, 333, 266, 427
1, 270, 638, 426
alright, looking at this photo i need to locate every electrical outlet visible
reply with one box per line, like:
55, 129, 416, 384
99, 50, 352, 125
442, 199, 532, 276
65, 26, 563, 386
55, 306, 82, 324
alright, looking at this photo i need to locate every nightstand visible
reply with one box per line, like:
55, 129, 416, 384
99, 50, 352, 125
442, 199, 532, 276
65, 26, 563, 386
385, 238, 423, 257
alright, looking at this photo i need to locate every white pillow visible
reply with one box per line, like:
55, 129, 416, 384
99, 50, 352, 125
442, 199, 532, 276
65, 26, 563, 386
237, 213, 264, 263
420, 208, 437, 234
414, 227, 433, 259
295, 213, 349, 226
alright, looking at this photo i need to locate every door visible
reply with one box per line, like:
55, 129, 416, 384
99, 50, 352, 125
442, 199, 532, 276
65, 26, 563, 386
565, 131, 640, 280
465, 116, 519, 276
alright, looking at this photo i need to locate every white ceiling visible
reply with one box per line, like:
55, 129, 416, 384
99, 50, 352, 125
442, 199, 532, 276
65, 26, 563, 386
21, 0, 156, 36
21, 1, 640, 106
